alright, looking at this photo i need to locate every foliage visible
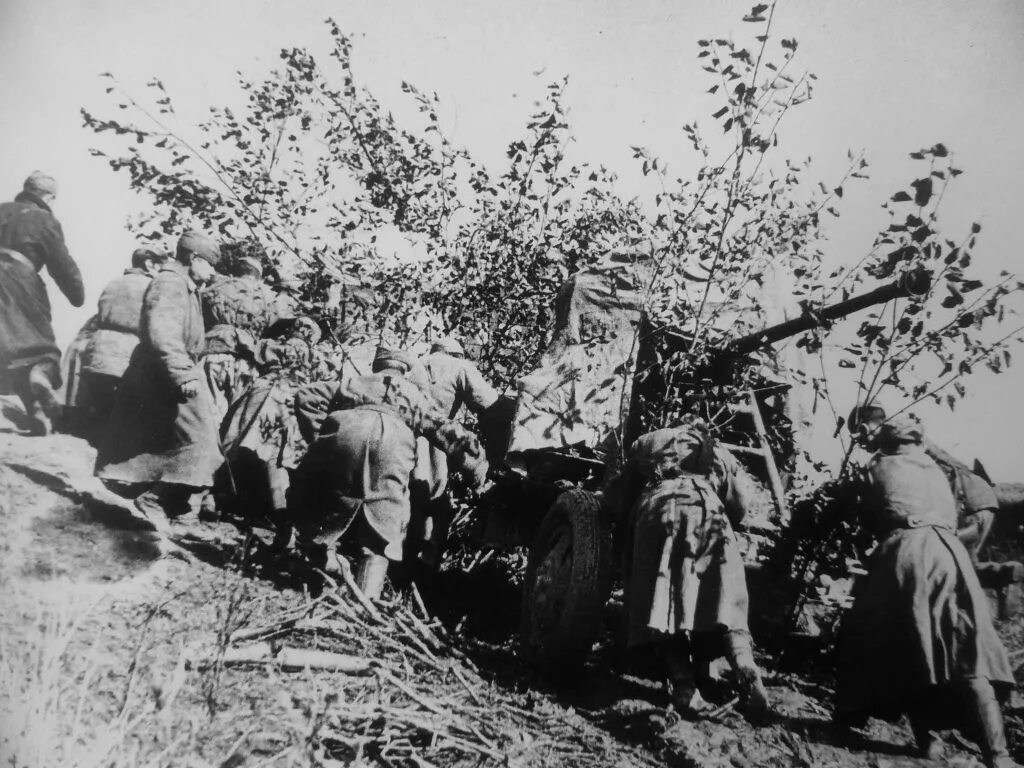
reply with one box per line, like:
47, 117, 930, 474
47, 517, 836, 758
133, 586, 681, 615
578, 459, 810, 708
806, 145, 1024, 461
617, 4, 858, 442
73, 0, 1024, 670
80, 3, 1021, 430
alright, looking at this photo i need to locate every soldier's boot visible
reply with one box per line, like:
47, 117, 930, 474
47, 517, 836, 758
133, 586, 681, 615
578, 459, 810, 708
133, 490, 171, 534
22, 399, 51, 436
198, 492, 219, 522
910, 714, 945, 761
979, 561, 1024, 620
662, 637, 713, 717
16, 379, 50, 436
269, 518, 294, 553
355, 552, 389, 600
725, 630, 770, 723
418, 496, 453, 572
155, 483, 195, 519
963, 679, 1019, 768
28, 363, 61, 433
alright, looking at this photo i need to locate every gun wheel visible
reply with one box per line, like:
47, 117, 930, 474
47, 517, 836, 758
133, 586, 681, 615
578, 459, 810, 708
520, 489, 614, 671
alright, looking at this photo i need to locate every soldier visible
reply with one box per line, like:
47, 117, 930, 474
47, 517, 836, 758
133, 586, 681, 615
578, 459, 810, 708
95, 231, 223, 526
410, 337, 500, 569
421, 337, 499, 420
61, 314, 98, 436
289, 346, 488, 599
76, 246, 168, 441
218, 316, 322, 540
849, 404, 1024, 594
0, 171, 84, 435
837, 413, 1017, 767
199, 243, 281, 422
604, 418, 771, 720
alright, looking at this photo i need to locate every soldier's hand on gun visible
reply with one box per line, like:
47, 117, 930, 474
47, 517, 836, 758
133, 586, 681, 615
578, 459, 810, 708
179, 380, 200, 401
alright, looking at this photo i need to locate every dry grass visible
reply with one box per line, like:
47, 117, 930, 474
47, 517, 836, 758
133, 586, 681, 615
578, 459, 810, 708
8, 427, 1023, 767
0, 596, 145, 768
0, 543, 647, 768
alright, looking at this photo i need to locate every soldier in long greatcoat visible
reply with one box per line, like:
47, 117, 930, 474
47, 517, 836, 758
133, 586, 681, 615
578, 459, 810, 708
850, 404, 1024, 598
75, 247, 168, 441
605, 419, 770, 720
95, 231, 223, 525
837, 414, 1017, 767
289, 347, 488, 599
0, 172, 83, 434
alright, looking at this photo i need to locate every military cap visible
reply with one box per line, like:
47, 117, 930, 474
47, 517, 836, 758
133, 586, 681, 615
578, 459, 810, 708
23, 171, 58, 198
430, 337, 465, 356
176, 230, 221, 266
876, 414, 924, 446
130, 246, 168, 268
372, 346, 413, 373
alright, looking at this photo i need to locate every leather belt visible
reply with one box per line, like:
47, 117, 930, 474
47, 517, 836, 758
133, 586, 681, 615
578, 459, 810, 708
352, 402, 403, 419
903, 515, 953, 531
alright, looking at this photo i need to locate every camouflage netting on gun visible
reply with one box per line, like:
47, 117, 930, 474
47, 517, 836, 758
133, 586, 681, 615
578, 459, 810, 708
505, 263, 645, 469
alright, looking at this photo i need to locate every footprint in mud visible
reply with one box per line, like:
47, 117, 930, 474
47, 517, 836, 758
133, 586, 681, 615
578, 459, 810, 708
21, 499, 164, 582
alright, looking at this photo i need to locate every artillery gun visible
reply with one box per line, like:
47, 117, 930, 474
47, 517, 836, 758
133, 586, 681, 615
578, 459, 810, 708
471, 261, 932, 668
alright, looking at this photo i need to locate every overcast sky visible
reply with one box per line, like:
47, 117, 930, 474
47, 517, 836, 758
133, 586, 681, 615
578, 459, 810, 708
1, 0, 1022, 476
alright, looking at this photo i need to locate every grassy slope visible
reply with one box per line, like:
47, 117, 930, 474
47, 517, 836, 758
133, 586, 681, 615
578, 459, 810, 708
0, 429, 656, 768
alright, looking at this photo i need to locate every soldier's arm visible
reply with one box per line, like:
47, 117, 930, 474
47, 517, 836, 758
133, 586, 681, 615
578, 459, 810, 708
143, 274, 199, 389
402, 382, 488, 486
424, 415, 489, 487
40, 214, 84, 307
458, 362, 500, 414
294, 380, 338, 443
717, 446, 767, 527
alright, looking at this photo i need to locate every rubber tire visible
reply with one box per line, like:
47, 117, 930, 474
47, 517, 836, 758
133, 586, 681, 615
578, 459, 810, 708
520, 489, 614, 671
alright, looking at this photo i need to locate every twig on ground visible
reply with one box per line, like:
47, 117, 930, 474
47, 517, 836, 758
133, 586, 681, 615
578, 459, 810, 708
157, 644, 190, 713
229, 620, 297, 644
219, 728, 258, 767
376, 667, 451, 718
706, 695, 740, 721
409, 582, 431, 621
449, 665, 485, 706
801, 698, 830, 717
187, 642, 377, 674
403, 609, 445, 652
295, 617, 442, 671
336, 558, 386, 624
391, 613, 442, 663
139, 731, 191, 768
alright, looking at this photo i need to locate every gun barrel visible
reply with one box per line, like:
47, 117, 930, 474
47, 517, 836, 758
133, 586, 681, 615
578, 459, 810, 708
729, 268, 931, 354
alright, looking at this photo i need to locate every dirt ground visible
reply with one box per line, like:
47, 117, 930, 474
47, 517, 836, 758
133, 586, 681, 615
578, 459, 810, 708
1, 400, 1023, 768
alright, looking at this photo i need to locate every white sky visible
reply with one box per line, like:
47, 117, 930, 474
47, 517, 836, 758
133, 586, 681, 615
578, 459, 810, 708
1, 0, 1023, 477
